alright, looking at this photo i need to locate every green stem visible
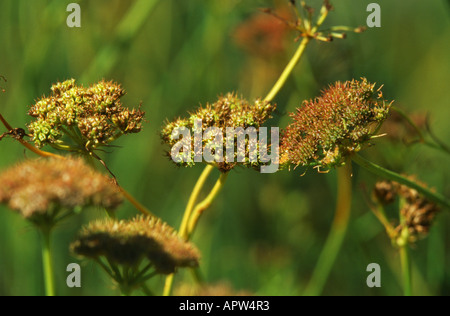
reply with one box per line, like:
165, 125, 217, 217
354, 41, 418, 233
353, 154, 450, 209
162, 274, 175, 297
179, 165, 215, 240
163, 164, 214, 297
187, 171, 229, 240
304, 161, 353, 296
40, 228, 55, 296
372, 205, 396, 239
264, 37, 310, 103
399, 244, 412, 296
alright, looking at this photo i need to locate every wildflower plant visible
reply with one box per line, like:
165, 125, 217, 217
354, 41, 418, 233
0, 0, 449, 297
371, 177, 441, 296
0, 157, 122, 296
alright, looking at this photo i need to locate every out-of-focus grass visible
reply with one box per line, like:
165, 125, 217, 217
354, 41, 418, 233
0, 0, 449, 296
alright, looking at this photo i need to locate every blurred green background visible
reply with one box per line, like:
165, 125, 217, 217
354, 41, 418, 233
0, 0, 449, 296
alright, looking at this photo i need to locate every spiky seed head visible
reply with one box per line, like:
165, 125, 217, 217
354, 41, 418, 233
280, 78, 392, 171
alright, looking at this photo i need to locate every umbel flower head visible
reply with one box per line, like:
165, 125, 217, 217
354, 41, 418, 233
71, 215, 200, 274
0, 157, 122, 225
27, 79, 145, 150
161, 93, 276, 172
374, 178, 440, 244
280, 78, 392, 171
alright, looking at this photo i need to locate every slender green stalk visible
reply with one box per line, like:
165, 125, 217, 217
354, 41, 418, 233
179, 165, 215, 240
119, 186, 154, 217
353, 153, 450, 209
40, 228, 55, 296
399, 244, 412, 296
264, 37, 310, 102
304, 161, 352, 296
163, 274, 175, 296
371, 205, 396, 239
163, 164, 214, 296
187, 171, 229, 240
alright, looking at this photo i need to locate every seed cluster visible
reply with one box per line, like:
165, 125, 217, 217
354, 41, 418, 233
0, 158, 122, 221
161, 93, 276, 172
27, 79, 145, 149
71, 215, 200, 274
374, 178, 440, 243
280, 78, 391, 171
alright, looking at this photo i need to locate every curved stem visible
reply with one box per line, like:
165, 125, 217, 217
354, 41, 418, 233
163, 164, 214, 296
1, 114, 65, 159
179, 165, 215, 240
264, 37, 310, 103
353, 153, 450, 209
187, 171, 229, 240
40, 228, 55, 296
119, 187, 154, 217
263, 2, 330, 103
304, 161, 353, 296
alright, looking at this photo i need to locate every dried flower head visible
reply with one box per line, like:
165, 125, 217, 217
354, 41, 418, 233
0, 158, 122, 225
71, 215, 200, 274
373, 180, 397, 205
27, 79, 145, 150
373, 177, 440, 243
280, 78, 392, 171
400, 198, 439, 243
161, 93, 276, 172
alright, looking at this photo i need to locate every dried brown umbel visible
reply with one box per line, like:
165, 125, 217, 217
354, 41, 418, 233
373, 180, 397, 205
373, 177, 440, 243
400, 198, 439, 243
0, 157, 122, 226
280, 78, 392, 172
27, 79, 145, 151
71, 215, 200, 274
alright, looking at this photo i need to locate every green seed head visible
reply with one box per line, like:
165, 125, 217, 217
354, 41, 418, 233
161, 93, 276, 172
27, 79, 145, 150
